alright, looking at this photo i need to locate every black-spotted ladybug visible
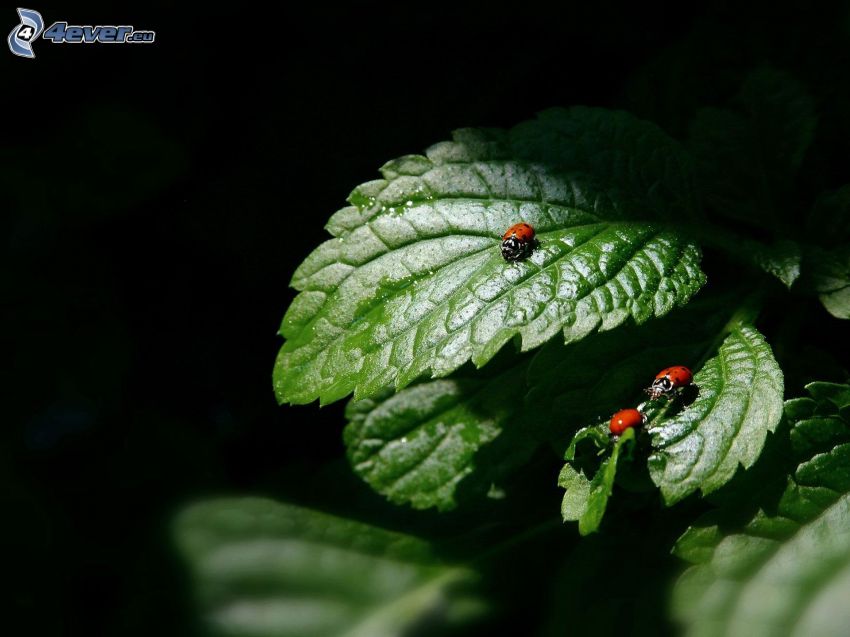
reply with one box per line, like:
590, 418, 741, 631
645, 366, 693, 400
501, 222, 536, 261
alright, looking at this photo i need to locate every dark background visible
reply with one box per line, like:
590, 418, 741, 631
4, 2, 849, 635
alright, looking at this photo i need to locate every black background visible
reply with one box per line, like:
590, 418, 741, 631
4, 2, 849, 635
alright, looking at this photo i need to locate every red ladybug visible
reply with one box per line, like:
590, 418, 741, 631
609, 408, 645, 436
501, 222, 536, 261
645, 366, 693, 400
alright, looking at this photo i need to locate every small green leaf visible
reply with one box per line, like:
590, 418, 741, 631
805, 381, 850, 411
564, 425, 611, 461
805, 245, 850, 319
558, 464, 592, 522
274, 108, 707, 406
559, 427, 635, 535
648, 325, 784, 504
802, 185, 850, 318
672, 383, 850, 637
175, 498, 480, 637
673, 519, 724, 565
343, 358, 536, 511
751, 239, 802, 288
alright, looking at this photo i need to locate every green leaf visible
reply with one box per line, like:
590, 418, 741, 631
526, 299, 727, 444
695, 225, 802, 288
547, 308, 783, 526
750, 239, 802, 289
175, 498, 480, 637
806, 246, 850, 319
806, 185, 850, 248
804, 382, 850, 411
343, 357, 536, 511
343, 298, 728, 512
648, 325, 784, 504
803, 186, 850, 318
274, 108, 707, 406
509, 106, 701, 220
672, 383, 850, 637
815, 249, 850, 319
737, 67, 817, 170
689, 68, 815, 228
559, 427, 635, 535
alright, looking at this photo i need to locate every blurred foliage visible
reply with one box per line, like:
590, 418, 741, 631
176, 498, 483, 637
673, 383, 850, 637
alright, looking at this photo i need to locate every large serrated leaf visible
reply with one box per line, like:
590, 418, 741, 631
275, 108, 706, 406
344, 357, 536, 511
672, 383, 850, 637
175, 498, 480, 637
648, 325, 784, 504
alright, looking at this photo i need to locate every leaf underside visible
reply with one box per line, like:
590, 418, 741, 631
275, 108, 706, 406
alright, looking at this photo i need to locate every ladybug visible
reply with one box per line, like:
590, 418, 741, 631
501, 222, 536, 261
609, 408, 645, 436
645, 366, 693, 400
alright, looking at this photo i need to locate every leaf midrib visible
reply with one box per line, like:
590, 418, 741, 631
285, 222, 611, 371
710, 331, 760, 483
352, 224, 643, 375
422, 223, 663, 351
